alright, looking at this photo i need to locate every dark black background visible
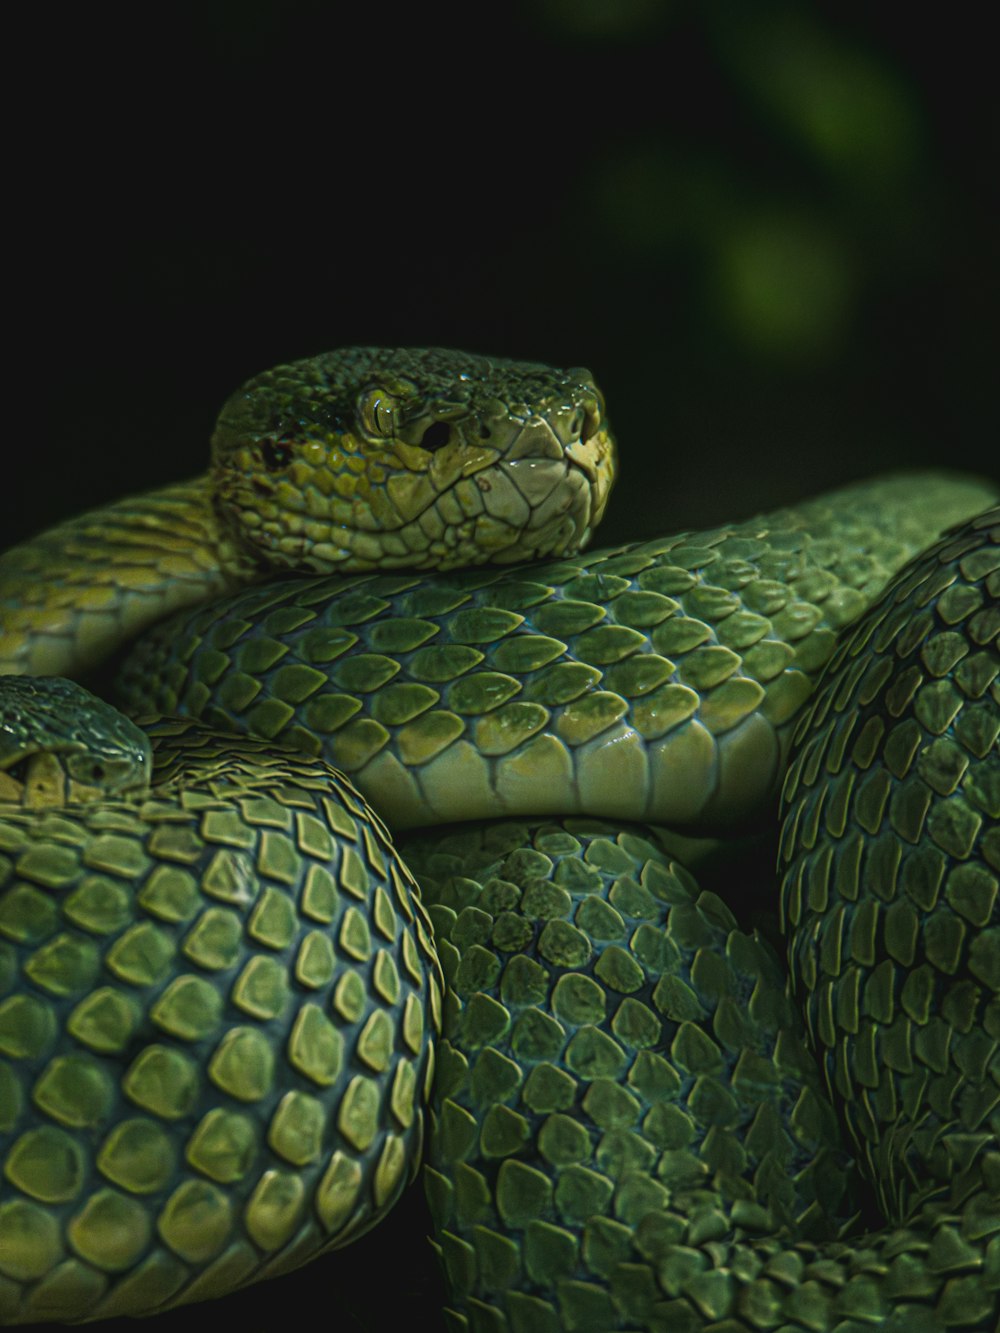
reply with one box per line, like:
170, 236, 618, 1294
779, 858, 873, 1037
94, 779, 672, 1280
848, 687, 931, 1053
9, 0, 997, 560
9, 1, 997, 1329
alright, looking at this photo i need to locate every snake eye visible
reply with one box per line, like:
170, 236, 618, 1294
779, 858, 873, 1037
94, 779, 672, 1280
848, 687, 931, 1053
261, 439, 293, 471
360, 391, 396, 439
419, 421, 451, 451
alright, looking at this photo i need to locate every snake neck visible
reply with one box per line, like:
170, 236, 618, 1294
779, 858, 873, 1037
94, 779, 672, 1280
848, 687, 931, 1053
0, 474, 258, 679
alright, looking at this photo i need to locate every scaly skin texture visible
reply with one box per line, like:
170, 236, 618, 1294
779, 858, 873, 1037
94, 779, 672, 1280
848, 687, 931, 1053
210, 347, 614, 574
108, 482, 998, 1332
0, 691, 442, 1323
0, 348, 996, 1329
403, 819, 868, 1333
119, 472, 991, 833
0, 349, 615, 680
778, 508, 1000, 1324
0, 479, 249, 679
399, 508, 999, 1332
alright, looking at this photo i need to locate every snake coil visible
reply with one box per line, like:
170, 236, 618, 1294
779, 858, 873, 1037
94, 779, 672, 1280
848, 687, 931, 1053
0, 349, 996, 1330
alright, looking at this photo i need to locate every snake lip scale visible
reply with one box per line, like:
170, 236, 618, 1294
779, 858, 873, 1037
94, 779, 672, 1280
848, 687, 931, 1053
0, 347, 997, 1331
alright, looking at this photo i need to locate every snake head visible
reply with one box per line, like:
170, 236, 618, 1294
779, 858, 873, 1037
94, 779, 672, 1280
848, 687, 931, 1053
208, 347, 617, 572
0, 676, 152, 807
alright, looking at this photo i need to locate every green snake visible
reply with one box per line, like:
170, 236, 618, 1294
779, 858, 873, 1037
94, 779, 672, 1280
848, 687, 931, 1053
0, 348, 996, 1331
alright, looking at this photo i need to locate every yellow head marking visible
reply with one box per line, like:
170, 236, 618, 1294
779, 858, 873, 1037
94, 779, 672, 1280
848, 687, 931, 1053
210, 347, 617, 572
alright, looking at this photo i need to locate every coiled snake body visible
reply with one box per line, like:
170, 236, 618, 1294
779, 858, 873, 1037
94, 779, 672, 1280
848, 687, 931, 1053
0, 349, 997, 1330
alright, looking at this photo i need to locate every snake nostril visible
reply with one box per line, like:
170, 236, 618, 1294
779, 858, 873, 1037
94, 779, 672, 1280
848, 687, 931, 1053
261, 440, 292, 471
420, 421, 451, 451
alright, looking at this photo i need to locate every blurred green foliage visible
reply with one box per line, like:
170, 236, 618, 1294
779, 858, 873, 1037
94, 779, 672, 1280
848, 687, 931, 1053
13, 0, 995, 555
538, 0, 923, 364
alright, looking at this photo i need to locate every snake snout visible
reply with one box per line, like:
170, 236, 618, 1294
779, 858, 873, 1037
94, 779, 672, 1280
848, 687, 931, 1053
504, 417, 572, 463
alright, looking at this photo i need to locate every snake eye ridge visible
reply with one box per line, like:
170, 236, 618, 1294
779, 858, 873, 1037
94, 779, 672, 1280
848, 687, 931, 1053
420, 421, 451, 451
261, 439, 293, 470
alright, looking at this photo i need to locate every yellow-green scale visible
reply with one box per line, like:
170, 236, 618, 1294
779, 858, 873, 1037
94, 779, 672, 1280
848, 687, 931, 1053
3, 470, 998, 1329
0, 479, 252, 679
112, 479, 999, 1330
402, 818, 866, 1332
0, 724, 441, 1324
118, 472, 995, 835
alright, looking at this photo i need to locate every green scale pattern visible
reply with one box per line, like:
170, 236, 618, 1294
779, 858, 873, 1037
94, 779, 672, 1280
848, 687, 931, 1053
390, 506, 999, 1333
401, 818, 867, 1333
0, 677, 149, 789
117, 475, 990, 833
778, 506, 1000, 1321
0, 721, 441, 1324
4, 474, 997, 1330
